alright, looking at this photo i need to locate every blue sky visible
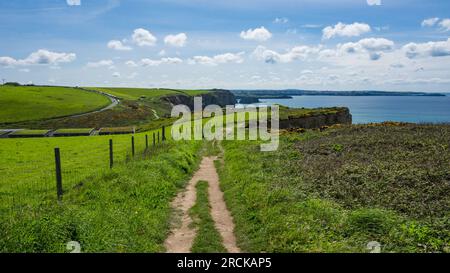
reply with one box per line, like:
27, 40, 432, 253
0, 0, 450, 91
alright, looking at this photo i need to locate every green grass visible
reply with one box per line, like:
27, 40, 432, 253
0, 127, 172, 213
217, 124, 450, 253
0, 86, 111, 124
0, 134, 202, 252
278, 105, 345, 120
190, 180, 227, 253
53, 128, 94, 134
99, 127, 135, 134
91, 87, 181, 100
10, 129, 50, 136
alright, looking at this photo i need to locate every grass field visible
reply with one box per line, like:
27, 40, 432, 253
0, 86, 111, 124
3, 87, 212, 130
217, 124, 450, 253
92, 87, 181, 100
0, 124, 208, 252
91, 87, 210, 100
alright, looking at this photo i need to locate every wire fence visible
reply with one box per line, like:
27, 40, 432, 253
0, 126, 167, 217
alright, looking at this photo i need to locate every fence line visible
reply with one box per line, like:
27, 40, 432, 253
50, 126, 167, 202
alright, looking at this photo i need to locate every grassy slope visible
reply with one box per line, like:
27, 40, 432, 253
0, 86, 111, 124
190, 180, 227, 253
5, 87, 211, 130
218, 124, 450, 253
0, 128, 172, 215
0, 138, 203, 252
93, 87, 181, 100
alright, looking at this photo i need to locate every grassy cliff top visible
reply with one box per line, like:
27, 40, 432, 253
279, 105, 347, 120
89, 87, 210, 100
0, 85, 111, 124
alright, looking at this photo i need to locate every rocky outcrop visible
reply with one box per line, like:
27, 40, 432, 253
279, 108, 352, 129
162, 89, 236, 109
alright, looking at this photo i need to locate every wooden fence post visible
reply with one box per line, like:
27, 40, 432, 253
158, 131, 160, 143
162, 126, 166, 141
54, 148, 63, 201
109, 139, 113, 169
153, 132, 156, 147
131, 136, 135, 157
145, 135, 149, 150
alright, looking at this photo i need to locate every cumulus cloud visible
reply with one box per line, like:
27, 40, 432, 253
0, 49, 76, 66
107, 40, 132, 51
337, 38, 394, 60
422, 17, 440, 27
125, 60, 138, 67
132, 28, 157, 47
164, 33, 187, 47
439, 19, 450, 31
403, 38, 450, 59
240, 27, 272, 42
140, 57, 183, 66
189, 52, 245, 65
367, 0, 381, 6
66, 0, 81, 6
322, 22, 371, 40
252, 45, 321, 64
87, 59, 114, 68
112, 72, 120, 78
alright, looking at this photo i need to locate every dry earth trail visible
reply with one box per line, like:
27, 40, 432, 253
164, 153, 240, 253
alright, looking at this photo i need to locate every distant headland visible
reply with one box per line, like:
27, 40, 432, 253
233, 90, 447, 104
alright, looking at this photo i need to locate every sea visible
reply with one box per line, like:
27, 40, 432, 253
237, 95, 450, 124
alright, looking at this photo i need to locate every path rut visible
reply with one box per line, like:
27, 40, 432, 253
164, 156, 240, 253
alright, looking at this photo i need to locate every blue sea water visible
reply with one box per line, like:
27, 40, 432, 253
252, 95, 450, 124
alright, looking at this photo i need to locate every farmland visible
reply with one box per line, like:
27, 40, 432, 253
0, 124, 208, 252
0, 86, 215, 130
0, 85, 111, 124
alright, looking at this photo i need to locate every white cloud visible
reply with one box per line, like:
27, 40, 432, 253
158, 50, 167, 56
107, 40, 132, 51
322, 22, 371, 40
367, 0, 381, 6
132, 28, 157, 47
66, 0, 81, 6
252, 45, 321, 64
439, 19, 450, 31
0, 57, 18, 66
189, 52, 245, 66
164, 33, 187, 47
422, 17, 440, 27
0, 49, 76, 66
337, 38, 394, 60
140, 57, 183, 66
301, 24, 322, 29
87, 59, 114, 68
112, 72, 120, 78
125, 60, 138, 67
273, 17, 289, 24
403, 38, 450, 59
240, 27, 272, 42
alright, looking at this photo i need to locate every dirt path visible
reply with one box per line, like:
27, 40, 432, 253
164, 156, 240, 253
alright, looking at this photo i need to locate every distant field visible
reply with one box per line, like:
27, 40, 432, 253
0, 86, 111, 124
92, 87, 181, 100
0, 132, 202, 252
91, 87, 210, 100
